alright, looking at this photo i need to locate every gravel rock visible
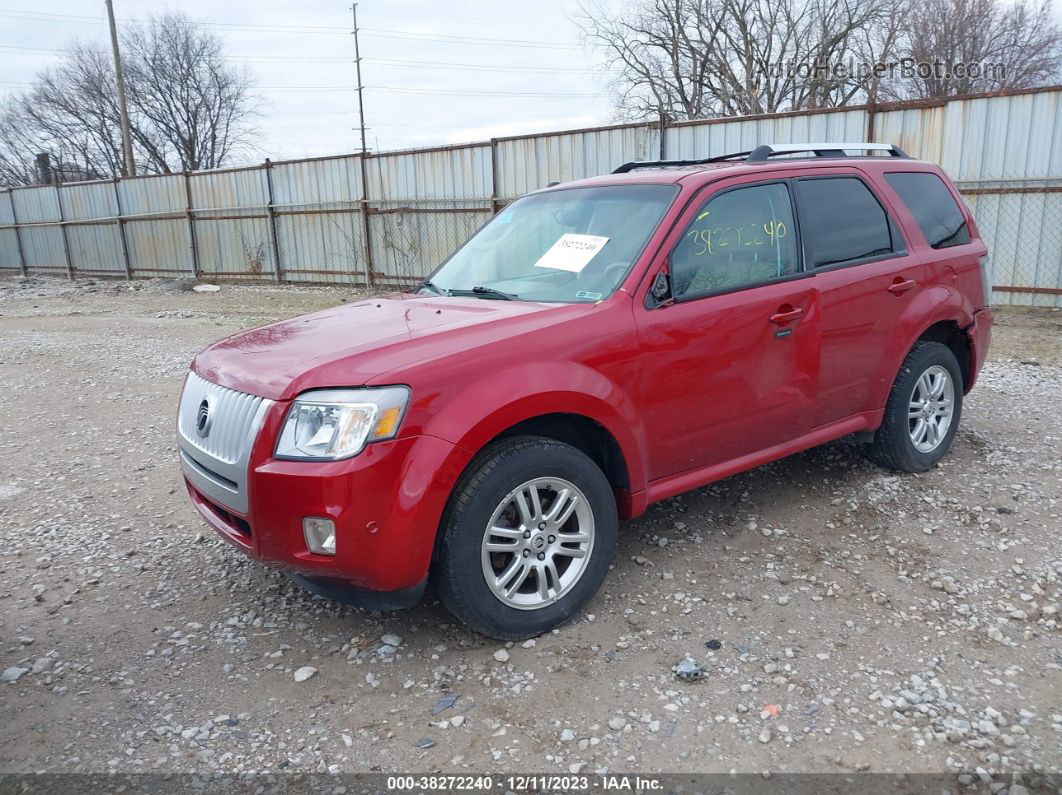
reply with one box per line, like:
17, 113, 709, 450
1, 667, 28, 684
292, 666, 318, 683
672, 656, 707, 681
2, 280, 1059, 779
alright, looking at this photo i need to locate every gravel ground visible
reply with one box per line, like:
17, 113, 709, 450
0, 275, 1059, 789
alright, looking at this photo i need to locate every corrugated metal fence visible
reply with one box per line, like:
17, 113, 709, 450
2, 85, 1060, 306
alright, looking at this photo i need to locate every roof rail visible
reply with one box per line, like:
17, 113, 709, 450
745, 142, 909, 161
611, 142, 909, 173
611, 153, 747, 173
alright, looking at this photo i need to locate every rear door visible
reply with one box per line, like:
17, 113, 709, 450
792, 172, 924, 426
882, 169, 985, 306
635, 177, 821, 479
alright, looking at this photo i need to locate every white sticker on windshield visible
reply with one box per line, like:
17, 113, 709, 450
533, 234, 610, 273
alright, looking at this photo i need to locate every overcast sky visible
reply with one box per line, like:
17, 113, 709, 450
5, 1, 1061, 166
0, 0, 624, 163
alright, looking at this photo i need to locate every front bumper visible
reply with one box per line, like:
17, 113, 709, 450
184, 404, 470, 594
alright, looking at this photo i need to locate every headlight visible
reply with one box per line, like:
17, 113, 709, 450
275, 386, 410, 460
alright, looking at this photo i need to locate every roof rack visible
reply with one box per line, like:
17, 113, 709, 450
612, 142, 909, 173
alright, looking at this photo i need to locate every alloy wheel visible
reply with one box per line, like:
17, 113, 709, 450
480, 477, 595, 610
908, 364, 955, 453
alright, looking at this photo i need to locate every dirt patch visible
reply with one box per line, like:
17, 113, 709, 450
0, 276, 1059, 788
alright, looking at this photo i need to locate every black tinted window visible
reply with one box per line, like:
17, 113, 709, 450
670, 182, 799, 299
885, 172, 970, 248
798, 177, 894, 267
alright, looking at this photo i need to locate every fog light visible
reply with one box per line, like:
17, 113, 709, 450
303, 517, 336, 555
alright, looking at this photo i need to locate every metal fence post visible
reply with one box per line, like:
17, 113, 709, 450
7, 189, 27, 277
358, 152, 374, 288
183, 171, 200, 279
112, 178, 132, 279
55, 185, 74, 280
263, 159, 283, 283
489, 137, 502, 215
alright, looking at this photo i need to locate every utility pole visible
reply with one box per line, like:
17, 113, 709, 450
351, 3, 374, 287
351, 3, 368, 157
105, 0, 136, 177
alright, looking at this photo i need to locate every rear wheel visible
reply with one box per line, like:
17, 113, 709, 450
865, 341, 963, 472
433, 436, 617, 640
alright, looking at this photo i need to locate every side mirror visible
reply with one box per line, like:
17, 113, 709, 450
648, 271, 673, 307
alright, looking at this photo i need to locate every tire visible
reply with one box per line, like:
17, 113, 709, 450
865, 340, 964, 472
433, 436, 618, 640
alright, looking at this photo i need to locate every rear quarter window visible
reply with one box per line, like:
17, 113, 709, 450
885, 172, 971, 249
797, 177, 896, 268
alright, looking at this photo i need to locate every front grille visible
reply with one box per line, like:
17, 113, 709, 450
178, 372, 265, 465
200, 492, 252, 537
177, 372, 272, 514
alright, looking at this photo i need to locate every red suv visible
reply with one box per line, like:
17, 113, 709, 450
178, 143, 993, 639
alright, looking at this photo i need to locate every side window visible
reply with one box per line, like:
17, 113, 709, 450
670, 182, 799, 300
798, 177, 895, 268
885, 171, 971, 249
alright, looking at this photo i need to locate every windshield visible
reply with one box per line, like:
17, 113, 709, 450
425, 184, 678, 303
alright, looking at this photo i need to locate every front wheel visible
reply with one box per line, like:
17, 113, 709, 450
865, 340, 964, 472
433, 436, 618, 640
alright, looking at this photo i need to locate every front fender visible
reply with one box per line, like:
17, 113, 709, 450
421, 360, 651, 502
868, 284, 976, 412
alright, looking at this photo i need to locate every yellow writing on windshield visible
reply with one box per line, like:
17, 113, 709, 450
685, 220, 787, 257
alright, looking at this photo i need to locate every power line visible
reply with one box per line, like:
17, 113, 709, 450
370, 85, 602, 97
0, 45, 611, 75
363, 57, 612, 75
259, 85, 602, 98
361, 27, 576, 48
0, 9, 582, 48
0, 71, 603, 98
122, 0, 558, 29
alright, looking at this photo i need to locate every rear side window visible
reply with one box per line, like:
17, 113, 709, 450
798, 177, 895, 268
885, 171, 971, 248
670, 182, 800, 299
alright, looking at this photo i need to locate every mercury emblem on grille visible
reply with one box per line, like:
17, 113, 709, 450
196, 398, 212, 437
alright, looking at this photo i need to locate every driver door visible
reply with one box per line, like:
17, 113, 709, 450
635, 177, 822, 480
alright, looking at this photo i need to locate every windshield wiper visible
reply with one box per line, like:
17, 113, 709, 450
449, 285, 518, 300
472, 285, 517, 300
414, 279, 447, 296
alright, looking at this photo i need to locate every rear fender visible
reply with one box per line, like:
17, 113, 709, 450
868, 284, 975, 412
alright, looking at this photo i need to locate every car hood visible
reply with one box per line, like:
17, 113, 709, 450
192, 293, 572, 400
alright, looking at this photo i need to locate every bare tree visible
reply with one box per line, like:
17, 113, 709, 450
900, 0, 1062, 98
122, 13, 257, 172
0, 12, 257, 185
578, 0, 900, 120
0, 98, 110, 186
578, 0, 1061, 120
0, 102, 47, 186
15, 43, 128, 182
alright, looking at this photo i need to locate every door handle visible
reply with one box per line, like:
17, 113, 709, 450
769, 306, 804, 325
888, 278, 917, 295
